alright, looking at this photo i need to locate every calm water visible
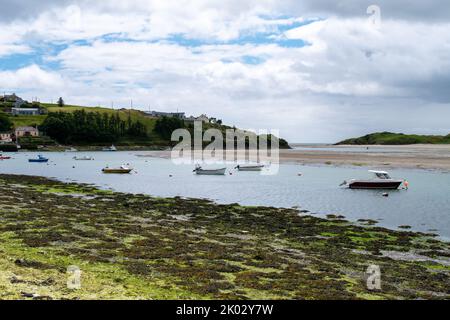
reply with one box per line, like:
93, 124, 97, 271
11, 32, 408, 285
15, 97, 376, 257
1, 151, 450, 239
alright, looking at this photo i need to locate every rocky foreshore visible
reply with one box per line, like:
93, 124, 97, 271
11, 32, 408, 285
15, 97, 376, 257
0, 174, 448, 300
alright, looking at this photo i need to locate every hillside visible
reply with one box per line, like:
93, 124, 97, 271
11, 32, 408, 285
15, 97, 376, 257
1, 103, 290, 149
336, 132, 450, 145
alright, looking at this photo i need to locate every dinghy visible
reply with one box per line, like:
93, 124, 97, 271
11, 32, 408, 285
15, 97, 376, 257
102, 145, 117, 151
193, 165, 226, 175
235, 164, 265, 171
73, 156, 94, 161
102, 165, 132, 174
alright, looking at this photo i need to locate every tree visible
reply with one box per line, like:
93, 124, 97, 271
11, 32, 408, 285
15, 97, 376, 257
57, 97, 65, 107
0, 113, 13, 132
40, 110, 147, 144
154, 116, 185, 140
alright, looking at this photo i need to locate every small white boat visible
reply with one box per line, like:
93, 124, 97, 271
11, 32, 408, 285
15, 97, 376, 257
193, 165, 226, 175
73, 156, 94, 161
235, 164, 265, 171
65, 147, 78, 152
102, 145, 117, 152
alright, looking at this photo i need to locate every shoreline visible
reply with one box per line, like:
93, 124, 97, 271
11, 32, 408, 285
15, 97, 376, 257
133, 144, 450, 171
0, 174, 448, 300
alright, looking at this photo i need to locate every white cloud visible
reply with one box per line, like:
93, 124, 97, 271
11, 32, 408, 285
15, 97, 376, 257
0, 65, 64, 94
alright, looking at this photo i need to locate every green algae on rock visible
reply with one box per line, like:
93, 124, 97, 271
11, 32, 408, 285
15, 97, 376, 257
0, 174, 449, 300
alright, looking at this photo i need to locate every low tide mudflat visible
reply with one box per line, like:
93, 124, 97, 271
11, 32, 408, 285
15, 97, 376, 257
0, 174, 449, 300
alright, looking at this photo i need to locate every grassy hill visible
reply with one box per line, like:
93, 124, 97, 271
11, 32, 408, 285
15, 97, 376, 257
336, 132, 450, 145
2, 103, 290, 149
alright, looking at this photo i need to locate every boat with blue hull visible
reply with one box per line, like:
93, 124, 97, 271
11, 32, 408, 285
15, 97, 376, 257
28, 155, 49, 163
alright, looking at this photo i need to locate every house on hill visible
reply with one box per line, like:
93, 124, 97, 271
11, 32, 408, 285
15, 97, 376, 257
184, 114, 210, 124
145, 110, 186, 119
15, 126, 39, 138
11, 107, 46, 116
1, 93, 26, 108
0, 132, 13, 143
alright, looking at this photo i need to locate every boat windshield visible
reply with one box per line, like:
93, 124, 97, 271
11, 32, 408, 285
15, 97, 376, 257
374, 172, 391, 179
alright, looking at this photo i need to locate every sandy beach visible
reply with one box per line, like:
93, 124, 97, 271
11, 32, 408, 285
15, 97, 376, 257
137, 144, 450, 171
280, 144, 450, 171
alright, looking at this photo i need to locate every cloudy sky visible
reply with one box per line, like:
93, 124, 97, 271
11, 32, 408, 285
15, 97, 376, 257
1, 0, 449, 142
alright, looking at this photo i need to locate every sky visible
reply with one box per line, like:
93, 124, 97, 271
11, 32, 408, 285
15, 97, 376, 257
0, 0, 449, 142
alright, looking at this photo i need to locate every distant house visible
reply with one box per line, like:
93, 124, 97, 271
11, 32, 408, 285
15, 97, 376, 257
145, 111, 186, 119
1, 93, 25, 108
185, 114, 210, 124
15, 126, 39, 138
0, 132, 13, 143
11, 107, 41, 116
1, 94, 28, 109
1, 93, 21, 102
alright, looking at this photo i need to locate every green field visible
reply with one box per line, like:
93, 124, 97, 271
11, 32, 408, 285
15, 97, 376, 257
337, 132, 450, 145
3, 103, 164, 146
42, 104, 159, 133
1, 103, 290, 148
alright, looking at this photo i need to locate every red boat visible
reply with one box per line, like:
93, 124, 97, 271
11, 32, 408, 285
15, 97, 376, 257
0, 155, 11, 160
341, 170, 404, 190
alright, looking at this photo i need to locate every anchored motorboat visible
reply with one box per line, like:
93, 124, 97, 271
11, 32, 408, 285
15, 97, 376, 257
341, 170, 404, 190
102, 145, 117, 152
193, 165, 226, 175
28, 155, 49, 163
65, 147, 78, 152
235, 164, 265, 171
73, 156, 94, 161
102, 165, 133, 174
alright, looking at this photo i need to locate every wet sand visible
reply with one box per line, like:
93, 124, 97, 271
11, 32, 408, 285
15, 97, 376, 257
280, 144, 450, 171
137, 144, 450, 171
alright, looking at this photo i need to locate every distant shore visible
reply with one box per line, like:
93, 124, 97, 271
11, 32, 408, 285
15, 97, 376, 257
134, 144, 450, 171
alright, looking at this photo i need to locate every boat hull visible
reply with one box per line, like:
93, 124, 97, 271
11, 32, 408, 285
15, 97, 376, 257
28, 159, 48, 163
102, 169, 132, 174
237, 165, 264, 171
349, 180, 402, 190
195, 168, 226, 175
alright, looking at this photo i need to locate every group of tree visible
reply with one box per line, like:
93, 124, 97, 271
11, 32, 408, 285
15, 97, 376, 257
0, 112, 13, 132
40, 110, 147, 144
154, 116, 186, 140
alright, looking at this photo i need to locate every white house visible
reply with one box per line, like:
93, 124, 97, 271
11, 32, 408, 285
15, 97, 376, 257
11, 107, 41, 116
185, 114, 210, 124
145, 111, 186, 119
0, 132, 13, 143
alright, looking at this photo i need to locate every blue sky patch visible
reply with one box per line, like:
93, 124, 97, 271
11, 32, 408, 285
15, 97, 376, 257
0, 15, 315, 73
